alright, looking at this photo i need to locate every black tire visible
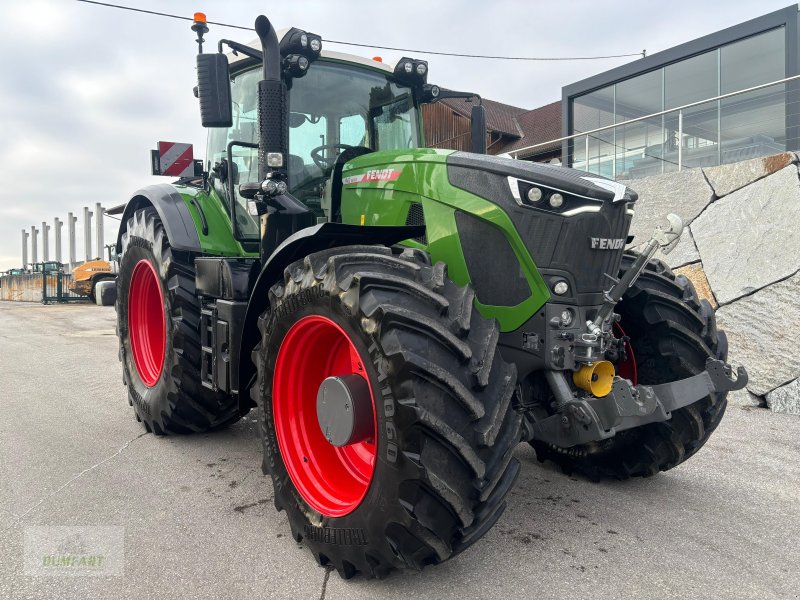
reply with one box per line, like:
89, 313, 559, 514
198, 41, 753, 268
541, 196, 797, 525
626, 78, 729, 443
116, 207, 239, 434
531, 252, 728, 480
88, 275, 115, 304
252, 246, 522, 578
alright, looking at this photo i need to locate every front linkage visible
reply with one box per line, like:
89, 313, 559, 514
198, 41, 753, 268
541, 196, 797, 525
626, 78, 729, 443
523, 214, 748, 449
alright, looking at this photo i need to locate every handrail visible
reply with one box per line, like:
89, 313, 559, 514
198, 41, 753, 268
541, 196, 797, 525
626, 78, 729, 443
510, 73, 800, 158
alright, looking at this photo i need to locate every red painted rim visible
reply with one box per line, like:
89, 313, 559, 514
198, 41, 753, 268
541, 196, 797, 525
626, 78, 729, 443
614, 322, 638, 385
128, 259, 166, 388
273, 315, 377, 517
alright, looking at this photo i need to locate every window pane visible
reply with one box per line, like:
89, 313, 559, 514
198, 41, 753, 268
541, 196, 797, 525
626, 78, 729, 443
720, 27, 786, 159
614, 70, 663, 178
664, 51, 719, 170
665, 50, 718, 109
721, 27, 784, 94
572, 86, 614, 132
572, 86, 614, 174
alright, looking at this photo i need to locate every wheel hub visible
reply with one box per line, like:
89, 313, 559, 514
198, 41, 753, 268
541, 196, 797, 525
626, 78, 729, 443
317, 374, 373, 447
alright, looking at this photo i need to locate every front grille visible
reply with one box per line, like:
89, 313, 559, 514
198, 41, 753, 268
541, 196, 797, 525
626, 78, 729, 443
548, 203, 630, 294
455, 211, 531, 307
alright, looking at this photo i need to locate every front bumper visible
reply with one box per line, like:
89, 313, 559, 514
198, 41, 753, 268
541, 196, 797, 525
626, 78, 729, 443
527, 359, 748, 448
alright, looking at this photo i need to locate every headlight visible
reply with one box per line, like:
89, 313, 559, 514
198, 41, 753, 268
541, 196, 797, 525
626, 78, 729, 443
527, 187, 542, 203
553, 281, 569, 295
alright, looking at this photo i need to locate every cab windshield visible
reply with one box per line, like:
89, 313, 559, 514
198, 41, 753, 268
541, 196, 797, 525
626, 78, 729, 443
208, 60, 420, 236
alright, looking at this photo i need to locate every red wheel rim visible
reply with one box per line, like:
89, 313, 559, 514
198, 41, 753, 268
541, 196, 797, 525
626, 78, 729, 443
128, 259, 166, 387
273, 315, 377, 517
614, 322, 637, 385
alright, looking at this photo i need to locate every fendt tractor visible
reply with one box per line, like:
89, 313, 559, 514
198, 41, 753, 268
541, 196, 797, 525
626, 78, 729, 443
114, 13, 748, 578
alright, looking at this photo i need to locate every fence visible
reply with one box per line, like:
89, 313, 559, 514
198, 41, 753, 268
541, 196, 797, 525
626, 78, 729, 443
511, 74, 800, 180
0, 266, 89, 303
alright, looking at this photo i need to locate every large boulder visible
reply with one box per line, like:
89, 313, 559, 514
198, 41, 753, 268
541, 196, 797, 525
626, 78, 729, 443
765, 379, 800, 415
715, 273, 800, 397
622, 169, 714, 246
691, 164, 800, 304
702, 152, 798, 197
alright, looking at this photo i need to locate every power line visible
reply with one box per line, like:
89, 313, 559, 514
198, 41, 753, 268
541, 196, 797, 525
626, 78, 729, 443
74, 0, 645, 62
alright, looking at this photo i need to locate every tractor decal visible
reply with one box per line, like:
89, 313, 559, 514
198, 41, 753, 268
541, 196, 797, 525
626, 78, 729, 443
342, 169, 401, 185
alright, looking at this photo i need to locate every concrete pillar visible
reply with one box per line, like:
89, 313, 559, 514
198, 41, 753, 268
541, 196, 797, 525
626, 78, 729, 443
41, 221, 50, 262
54, 218, 62, 264
31, 226, 38, 265
95, 202, 104, 262
83, 206, 93, 263
22, 229, 29, 270
68, 212, 77, 269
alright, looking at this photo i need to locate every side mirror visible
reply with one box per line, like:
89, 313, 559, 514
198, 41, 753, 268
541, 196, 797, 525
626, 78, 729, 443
470, 105, 487, 154
196, 53, 232, 127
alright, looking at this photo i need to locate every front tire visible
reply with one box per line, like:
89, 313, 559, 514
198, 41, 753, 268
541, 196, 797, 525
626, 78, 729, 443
116, 207, 239, 434
252, 246, 522, 578
532, 253, 728, 480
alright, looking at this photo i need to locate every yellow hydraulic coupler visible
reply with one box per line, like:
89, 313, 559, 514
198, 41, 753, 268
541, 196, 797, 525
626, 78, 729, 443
573, 361, 615, 397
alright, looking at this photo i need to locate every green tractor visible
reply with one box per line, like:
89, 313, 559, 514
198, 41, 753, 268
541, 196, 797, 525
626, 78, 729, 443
114, 13, 747, 578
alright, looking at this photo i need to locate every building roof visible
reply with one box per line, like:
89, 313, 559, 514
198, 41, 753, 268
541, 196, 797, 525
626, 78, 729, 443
439, 96, 562, 158
439, 97, 528, 137
496, 101, 563, 157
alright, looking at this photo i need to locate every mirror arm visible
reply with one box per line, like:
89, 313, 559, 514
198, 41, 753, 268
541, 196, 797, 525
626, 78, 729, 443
218, 39, 263, 62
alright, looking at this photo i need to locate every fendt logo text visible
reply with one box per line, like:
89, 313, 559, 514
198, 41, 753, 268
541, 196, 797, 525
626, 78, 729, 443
590, 237, 625, 250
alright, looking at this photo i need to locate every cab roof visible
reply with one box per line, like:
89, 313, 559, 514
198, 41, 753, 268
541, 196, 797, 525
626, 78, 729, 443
227, 28, 395, 75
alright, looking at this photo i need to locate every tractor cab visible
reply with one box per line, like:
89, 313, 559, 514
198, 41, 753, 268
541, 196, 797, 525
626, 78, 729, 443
206, 46, 425, 240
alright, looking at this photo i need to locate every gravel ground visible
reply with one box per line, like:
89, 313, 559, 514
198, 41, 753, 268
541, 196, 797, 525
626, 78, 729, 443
1, 301, 799, 599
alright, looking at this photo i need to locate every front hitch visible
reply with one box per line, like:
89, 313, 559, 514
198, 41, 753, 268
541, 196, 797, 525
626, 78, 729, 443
528, 359, 748, 448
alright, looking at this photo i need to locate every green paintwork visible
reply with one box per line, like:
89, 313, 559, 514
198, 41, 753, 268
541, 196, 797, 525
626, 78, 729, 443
173, 183, 258, 257
340, 149, 551, 332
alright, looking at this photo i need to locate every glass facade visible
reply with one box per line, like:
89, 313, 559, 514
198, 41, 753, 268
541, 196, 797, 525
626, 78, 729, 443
569, 27, 787, 179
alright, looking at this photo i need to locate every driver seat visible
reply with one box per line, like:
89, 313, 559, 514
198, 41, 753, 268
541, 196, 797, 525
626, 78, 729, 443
288, 154, 310, 189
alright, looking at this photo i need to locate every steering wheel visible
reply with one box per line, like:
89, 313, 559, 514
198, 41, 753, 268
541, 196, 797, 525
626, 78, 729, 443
310, 144, 353, 170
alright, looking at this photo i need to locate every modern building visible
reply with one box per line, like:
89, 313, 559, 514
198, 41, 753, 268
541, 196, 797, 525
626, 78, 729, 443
560, 4, 797, 179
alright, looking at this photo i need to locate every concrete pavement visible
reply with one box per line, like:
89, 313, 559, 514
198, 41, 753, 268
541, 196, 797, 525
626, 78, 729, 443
1, 302, 798, 599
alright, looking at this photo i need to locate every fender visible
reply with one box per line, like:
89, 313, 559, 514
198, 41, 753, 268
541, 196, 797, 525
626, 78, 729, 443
237, 222, 425, 412
115, 184, 202, 254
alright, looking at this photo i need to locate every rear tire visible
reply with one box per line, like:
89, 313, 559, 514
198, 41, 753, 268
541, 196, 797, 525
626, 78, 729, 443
252, 246, 522, 578
116, 207, 239, 434
531, 252, 728, 480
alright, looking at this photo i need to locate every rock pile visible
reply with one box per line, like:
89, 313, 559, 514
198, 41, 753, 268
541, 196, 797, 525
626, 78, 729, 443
621, 152, 800, 415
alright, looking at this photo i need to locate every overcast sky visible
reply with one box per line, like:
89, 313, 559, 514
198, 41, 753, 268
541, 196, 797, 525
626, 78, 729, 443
0, 0, 793, 270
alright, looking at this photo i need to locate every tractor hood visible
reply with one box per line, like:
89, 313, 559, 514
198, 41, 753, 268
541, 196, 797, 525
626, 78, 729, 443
446, 152, 638, 204
340, 149, 637, 205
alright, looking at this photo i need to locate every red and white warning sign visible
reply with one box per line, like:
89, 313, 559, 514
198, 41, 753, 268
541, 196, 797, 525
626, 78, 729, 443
151, 141, 195, 177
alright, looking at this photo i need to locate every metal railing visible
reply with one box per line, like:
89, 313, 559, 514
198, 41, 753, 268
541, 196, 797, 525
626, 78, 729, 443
510, 74, 800, 179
